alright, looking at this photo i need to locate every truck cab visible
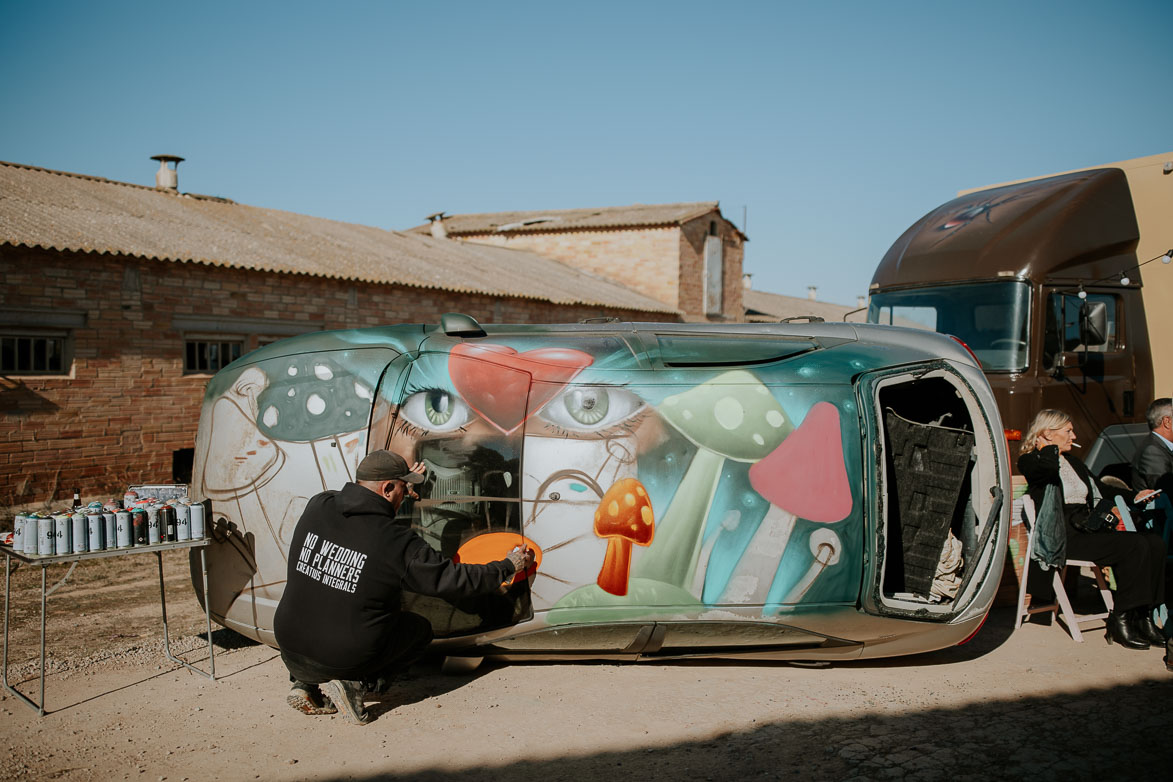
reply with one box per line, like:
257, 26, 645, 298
868, 167, 1154, 480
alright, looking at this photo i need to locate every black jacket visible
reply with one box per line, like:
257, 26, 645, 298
273, 482, 514, 674
1130, 432, 1173, 493
1018, 444, 1108, 525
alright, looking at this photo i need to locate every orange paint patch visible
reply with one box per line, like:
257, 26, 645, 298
453, 532, 542, 586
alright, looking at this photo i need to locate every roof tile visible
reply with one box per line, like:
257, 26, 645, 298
0, 161, 675, 314
407, 202, 725, 235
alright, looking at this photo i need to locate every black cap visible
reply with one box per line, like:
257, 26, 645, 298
355, 450, 424, 484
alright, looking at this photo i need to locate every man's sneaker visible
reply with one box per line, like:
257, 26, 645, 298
286, 683, 337, 715
322, 679, 370, 725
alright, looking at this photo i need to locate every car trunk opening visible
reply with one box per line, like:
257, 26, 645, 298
868, 367, 1000, 617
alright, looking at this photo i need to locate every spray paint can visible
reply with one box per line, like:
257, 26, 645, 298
53, 513, 71, 555
38, 516, 55, 556
175, 503, 191, 541
12, 515, 25, 553
132, 508, 148, 546
123, 490, 138, 508
103, 512, 117, 550
71, 512, 87, 554
189, 502, 206, 540
87, 511, 104, 551
116, 510, 132, 548
147, 505, 162, 545
161, 504, 176, 543
21, 514, 37, 555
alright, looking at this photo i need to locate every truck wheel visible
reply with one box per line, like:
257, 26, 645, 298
441, 656, 484, 674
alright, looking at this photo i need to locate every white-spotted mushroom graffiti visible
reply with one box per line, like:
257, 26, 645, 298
255, 355, 372, 465
196, 351, 378, 630
633, 370, 792, 595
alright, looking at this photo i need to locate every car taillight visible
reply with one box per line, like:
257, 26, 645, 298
949, 335, 980, 365
957, 610, 990, 645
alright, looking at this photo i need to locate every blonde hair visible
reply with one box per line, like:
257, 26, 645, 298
1020, 409, 1072, 456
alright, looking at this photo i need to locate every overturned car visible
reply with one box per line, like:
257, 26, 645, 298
191, 315, 1009, 665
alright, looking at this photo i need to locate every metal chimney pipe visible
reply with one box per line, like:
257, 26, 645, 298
151, 154, 184, 191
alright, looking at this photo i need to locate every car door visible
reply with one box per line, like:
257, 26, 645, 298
372, 340, 533, 638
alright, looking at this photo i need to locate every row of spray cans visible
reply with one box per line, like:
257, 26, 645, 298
10, 492, 206, 557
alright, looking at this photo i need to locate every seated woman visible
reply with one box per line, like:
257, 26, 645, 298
1018, 409, 1167, 651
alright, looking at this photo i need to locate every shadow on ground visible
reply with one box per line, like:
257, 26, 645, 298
331, 678, 1173, 782
371, 605, 1024, 719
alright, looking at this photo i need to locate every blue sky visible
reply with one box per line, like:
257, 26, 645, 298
2, 0, 1170, 307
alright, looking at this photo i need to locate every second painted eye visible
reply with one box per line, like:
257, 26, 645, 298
400, 389, 471, 432
540, 386, 645, 432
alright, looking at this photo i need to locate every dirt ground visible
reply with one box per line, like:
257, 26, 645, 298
1, 550, 1171, 782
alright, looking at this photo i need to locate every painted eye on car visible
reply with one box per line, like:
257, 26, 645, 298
539, 386, 645, 432
399, 389, 472, 432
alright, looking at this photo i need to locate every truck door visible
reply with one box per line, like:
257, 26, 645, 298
371, 345, 532, 638
1038, 288, 1136, 458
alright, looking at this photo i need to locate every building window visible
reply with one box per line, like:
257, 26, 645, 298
704, 235, 724, 315
184, 339, 243, 374
0, 334, 68, 375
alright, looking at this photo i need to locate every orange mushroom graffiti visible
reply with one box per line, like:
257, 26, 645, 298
593, 478, 654, 596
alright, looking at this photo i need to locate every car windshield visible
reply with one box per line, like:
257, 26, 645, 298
868, 281, 1030, 371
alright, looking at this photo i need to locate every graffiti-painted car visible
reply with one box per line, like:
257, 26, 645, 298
191, 315, 1010, 664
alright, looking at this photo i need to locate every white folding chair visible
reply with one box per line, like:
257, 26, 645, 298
1015, 494, 1114, 642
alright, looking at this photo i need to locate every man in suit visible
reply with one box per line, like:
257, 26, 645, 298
1132, 398, 1173, 494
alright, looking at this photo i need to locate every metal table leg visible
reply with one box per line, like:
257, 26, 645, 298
158, 550, 215, 680
3, 558, 47, 715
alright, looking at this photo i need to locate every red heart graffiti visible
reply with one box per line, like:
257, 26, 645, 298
450, 343, 593, 434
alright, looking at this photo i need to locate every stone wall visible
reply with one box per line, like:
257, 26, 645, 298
457, 228, 683, 310
457, 216, 745, 322
678, 216, 745, 322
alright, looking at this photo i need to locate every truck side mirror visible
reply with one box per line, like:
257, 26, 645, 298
1079, 300, 1108, 348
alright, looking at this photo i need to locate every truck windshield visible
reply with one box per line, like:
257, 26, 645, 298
868, 281, 1030, 372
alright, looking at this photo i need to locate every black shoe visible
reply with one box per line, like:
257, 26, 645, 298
1131, 609, 1167, 647
1106, 611, 1150, 650
322, 679, 370, 725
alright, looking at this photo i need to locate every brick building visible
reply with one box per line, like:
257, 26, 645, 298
0, 160, 677, 508
408, 202, 747, 322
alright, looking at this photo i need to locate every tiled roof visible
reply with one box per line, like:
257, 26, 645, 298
0, 161, 675, 314
742, 288, 866, 324
406, 201, 740, 236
